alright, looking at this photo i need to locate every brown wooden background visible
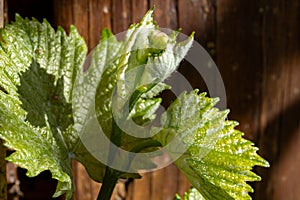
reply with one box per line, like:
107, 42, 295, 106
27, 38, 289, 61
4, 0, 300, 199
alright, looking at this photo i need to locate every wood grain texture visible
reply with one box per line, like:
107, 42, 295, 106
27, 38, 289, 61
126, 173, 151, 200
177, 169, 191, 197
178, 0, 216, 48
177, 0, 217, 98
73, 161, 97, 200
160, 164, 179, 200
150, 0, 177, 29
53, 0, 74, 32
131, 0, 148, 23
72, 0, 89, 46
89, 0, 112, 49
112, 0, 132, 33
0, 0, 3, 27
3, 0, 7, 23
150, 169, 165, 200
256, 0, 300, 199
216, 0, 262, 141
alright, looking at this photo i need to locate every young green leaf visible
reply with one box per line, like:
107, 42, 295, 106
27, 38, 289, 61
155, 90, 269, 200
94, 8, 194, 154
0, 16, 87, 199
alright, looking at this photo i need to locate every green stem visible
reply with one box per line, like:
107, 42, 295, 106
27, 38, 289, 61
97, 167, 119, 200
97, 82, 161, 199
97, 118, 122, 200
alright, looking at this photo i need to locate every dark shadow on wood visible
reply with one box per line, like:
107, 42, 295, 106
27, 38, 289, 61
7, 0, 52, 23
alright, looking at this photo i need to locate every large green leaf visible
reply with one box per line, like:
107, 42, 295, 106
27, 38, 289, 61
155, 90, 269, 200
0, 15, 87, 199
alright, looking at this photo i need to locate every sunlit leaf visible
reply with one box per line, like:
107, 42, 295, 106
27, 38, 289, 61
155, 90, 269, 199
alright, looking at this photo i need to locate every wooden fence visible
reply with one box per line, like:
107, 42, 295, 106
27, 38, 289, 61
3, 0, 300, 199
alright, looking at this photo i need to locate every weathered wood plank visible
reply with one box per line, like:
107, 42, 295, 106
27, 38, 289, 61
73, 161, 94, 200
7, 161, 23, 200
149, 0, 177, 29
0, 0, 3, 28
112, 0, 132, 33
3, 0, 7, 23
177, 0, 217, 99
150, 169, 165, 200
178, 0, 216, 48
131, 0, 148, 23
161, 164, 179, 200
148, 165, 184, 200
256, 0, 300, 199
52, 0, 74, 32
127, 173, 151, 200
89, 0, 112, 49
216, 0, 262, 141
177, 169, 191, 197
72, 0, 89, 47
